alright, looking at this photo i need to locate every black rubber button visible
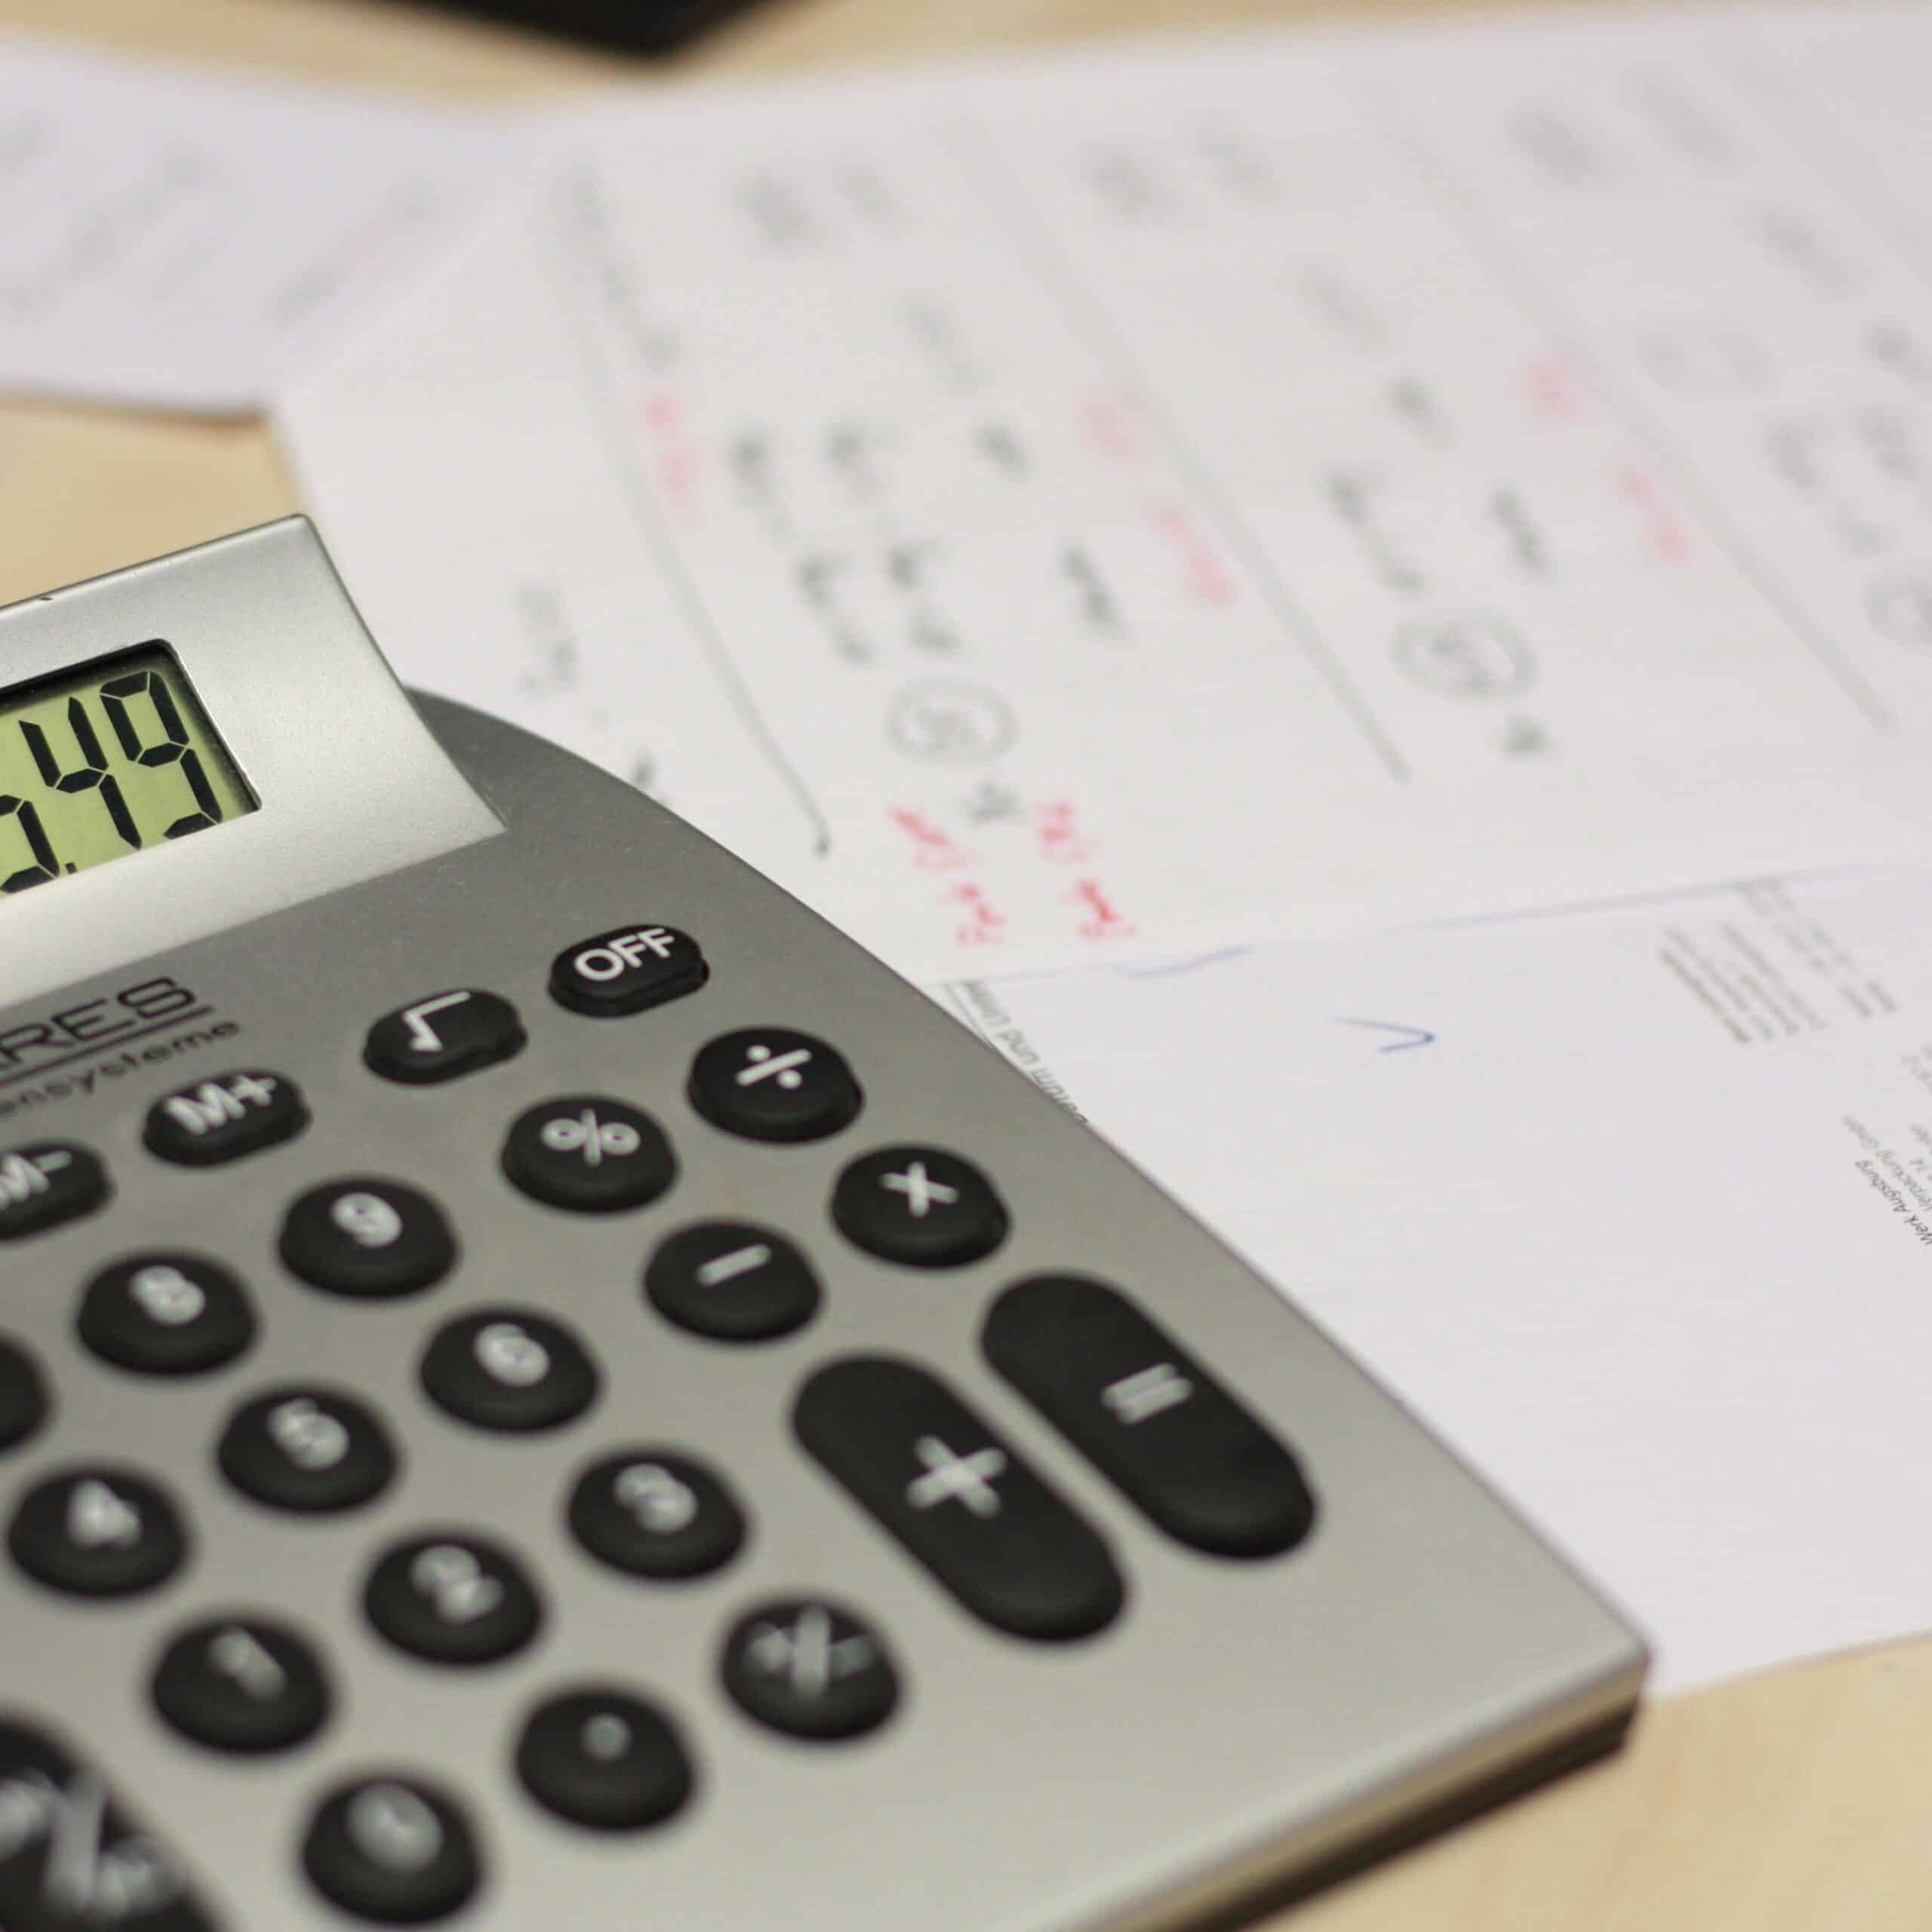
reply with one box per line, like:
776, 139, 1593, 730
77, 1253, 257, 1377
8, 1465, 189, 1598
983, 1275, 1318, 1559
568, 1450, 746, 1580
0, 1715, 219, 1927
280, 1179, 456, 1299
501, 1096, 675, 1214
365, 1532, 543, 1666
218, 1385, 398, 1515
143, 1069, 309, 1168
0, 1334, 49, 1451
420, 1309, 598, 1433
0, 1140, 108, 1241
721, 1598, 900, 1741
645, 1223, 820, 1343
303, 1774, 481, 1924
550, 924, 707, 1018
515, 1687, 694, 1831
365, 989, 527, 1086
795, 1355, 1125, 1641
152, 1614, 332, 1754
831, 1146, 1009, 1269
687, 1028, 861, 1143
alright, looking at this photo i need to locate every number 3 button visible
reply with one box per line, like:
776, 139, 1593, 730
279, 1180, 456, 1299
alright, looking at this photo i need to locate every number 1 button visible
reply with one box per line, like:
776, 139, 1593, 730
280, 1180, 456, 1299
365, 990, 526, 1086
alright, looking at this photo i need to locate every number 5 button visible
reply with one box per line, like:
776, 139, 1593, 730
365, 990, 526, 1085
279, 1180, 456, 1299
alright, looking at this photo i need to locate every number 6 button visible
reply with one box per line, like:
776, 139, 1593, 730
279, 1179, 456, 1298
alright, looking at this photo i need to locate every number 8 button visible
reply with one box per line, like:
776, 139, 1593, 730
279, 1179, 456, 1299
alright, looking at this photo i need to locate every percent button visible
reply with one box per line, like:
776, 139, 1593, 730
688, 1029, 861, 1144
503, 1097, 677, 1214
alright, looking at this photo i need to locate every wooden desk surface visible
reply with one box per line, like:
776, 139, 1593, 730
2, 0, 1927, 1925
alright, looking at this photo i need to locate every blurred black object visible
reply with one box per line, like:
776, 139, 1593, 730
388, 0, 777, 53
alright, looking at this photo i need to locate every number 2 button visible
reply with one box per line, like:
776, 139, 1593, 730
279, 1180, 456, 1299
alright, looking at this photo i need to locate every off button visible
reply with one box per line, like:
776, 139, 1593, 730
551, 924, 707, 1019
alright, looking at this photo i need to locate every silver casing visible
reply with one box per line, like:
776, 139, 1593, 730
0, 521, 1646, 1930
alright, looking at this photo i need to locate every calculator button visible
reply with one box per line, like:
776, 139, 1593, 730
76, 1254, 257, 1377
550, 924, 707, 1018
720, 1598, 900, 1741
303, 1774, 481, 1924
8, 1466, 189, 1599
687, 1029, 862, 1143
645, 1223, 820, 1342
0, 1715, 217, 1928
280, 1179, 456, 1299
365, 989, 527, 1085
831, 1146, 1009, 1269
568, 1450, 746, 1580
219, 1386, 398, 1515
142, 1069, 309, 1168
0, 1140, 107, 1241
0, 1335, 48, 1451
364, 1532, 543, 1666
795, 1356, 1125, 1641
983, 1275, 1318, 1559
420, 1309, 599, 1433
515, 1687, 694, 1831
151, 1615, 332, 1754
502, 1097, 676, 1214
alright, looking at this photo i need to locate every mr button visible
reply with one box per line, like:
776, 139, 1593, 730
551, 924, 706, 1018
144, 1070, 309, 1168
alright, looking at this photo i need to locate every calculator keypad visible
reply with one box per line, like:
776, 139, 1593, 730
0, 1140, 108, 1241
500, 1096, 676, 1214
645, 1222, 821, 1341
217, 1386, 399, 1515
364, 989, 527, 1085
279, 1179, 457, 1299
549, 924, 707, 1017
419, 1309, 600, 1433
515, 1688, 694, 1832
568, 1450, 747, 1580
141, 1069, 308, 1168
75, 1254, 257, 1378
8, 1467, 189, 1599
363, 1532, 544, 1667
720, 1598, 900, 1741
0, 1337, 48, 1451
831, 1146, 1010, 1269
149, 1615, 333, 1755
302, 1775, 481, 1926
687, 1028, 862, 1143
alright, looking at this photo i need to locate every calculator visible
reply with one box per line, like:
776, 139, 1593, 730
0, 519, 1644, 1930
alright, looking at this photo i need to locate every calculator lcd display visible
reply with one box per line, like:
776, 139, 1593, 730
0, 646, 256, 897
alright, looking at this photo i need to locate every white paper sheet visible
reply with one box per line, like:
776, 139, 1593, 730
940, 867, 1932, 1693
275, 7, 1932, 983
0, 35, 518, 414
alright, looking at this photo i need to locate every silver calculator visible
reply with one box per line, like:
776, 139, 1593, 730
0, 520, 1644, 1930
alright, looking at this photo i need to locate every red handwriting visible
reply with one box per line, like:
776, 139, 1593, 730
1614, 463, 1693, 562
1524, 353, 1583, 424
1078, 392, 1142, 461
1035, 799, 1092, 865
1068, 877, 1137, 942
949, 881, 1008, 946
1149, 501, 1237, 606
889, 806, 975, 871
641, 391, 700, 520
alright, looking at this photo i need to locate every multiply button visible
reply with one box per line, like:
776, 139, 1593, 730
77, 1254, 257, 1377
280, 1179, 456, 1299
551, 924, 706, 1018
0, 1716, 218, 1929
688, 1029, 861, 1143
420, 1309, 599, 1432
365, 989, 527, 1085
721, 1598, 900, 1741
364, 1531, 543, 1666
568, 1450, 746, 1580
794, 1355, 1124, 1641
151, 1615, 332, 1754
502, 1097, 676, 1213
0, 1335, 48, 1451
0, 1140, 107, 1241
645, 1223, 820, 1342
8, 1466, 189, 1598
219, 1386, 398, 1515
983, 1277, 1317, 1559
515, 1687, 694, 1831
303, 1775, 481, 1925
143, 1069, 308, 1168
832, 1146, 1008, 1269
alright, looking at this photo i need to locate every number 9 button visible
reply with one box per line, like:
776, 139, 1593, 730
279, 1179, 455, 1298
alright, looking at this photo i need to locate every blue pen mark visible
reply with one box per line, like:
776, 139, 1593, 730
1335, 1017, 1436, 1054
1115, 947, 1253, 980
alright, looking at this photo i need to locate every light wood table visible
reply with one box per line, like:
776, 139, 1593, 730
1, 0, 1924, 1927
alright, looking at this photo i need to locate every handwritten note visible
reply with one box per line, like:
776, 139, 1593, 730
0, 34, 518, 412
278, 7, 1932, 982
